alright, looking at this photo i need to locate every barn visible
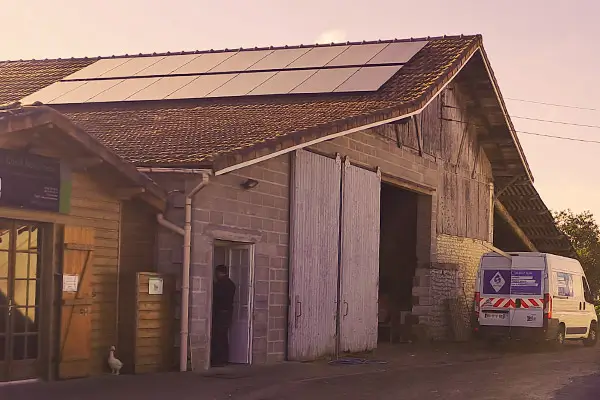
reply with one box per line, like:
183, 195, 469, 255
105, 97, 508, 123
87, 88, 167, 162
0, 34, 574, 379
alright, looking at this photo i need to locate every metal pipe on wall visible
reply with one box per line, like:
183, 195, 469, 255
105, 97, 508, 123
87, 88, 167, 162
181, 174, 210, 372
149, 171, 211, 372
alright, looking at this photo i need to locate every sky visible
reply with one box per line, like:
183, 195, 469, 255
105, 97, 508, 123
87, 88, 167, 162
2, 1, 599, 218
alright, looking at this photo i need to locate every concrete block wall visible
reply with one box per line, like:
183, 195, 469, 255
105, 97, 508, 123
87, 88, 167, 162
151, 155, 290, 371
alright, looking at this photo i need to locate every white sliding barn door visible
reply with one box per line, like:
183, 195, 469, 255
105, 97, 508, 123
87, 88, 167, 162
288, 149, 341, 361
339, 161, 381, 353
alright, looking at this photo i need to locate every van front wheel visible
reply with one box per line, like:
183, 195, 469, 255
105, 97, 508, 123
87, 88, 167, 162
584, 324, 597, 347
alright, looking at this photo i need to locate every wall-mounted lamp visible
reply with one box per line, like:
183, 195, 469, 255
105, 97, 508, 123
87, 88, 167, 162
240, 178, 259, 190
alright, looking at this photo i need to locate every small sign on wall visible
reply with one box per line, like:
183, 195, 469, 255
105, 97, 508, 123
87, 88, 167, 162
148, 277, 164, 295
63, 274, 79, 292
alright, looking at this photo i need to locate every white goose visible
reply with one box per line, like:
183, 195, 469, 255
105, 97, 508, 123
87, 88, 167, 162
108, 345, 123, 375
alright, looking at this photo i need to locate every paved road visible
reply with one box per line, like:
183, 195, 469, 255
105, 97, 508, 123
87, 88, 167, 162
234, 343, 600, 400
2, 342, 600, 399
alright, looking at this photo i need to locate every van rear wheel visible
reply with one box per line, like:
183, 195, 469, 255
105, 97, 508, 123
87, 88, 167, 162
584, 324, 597, 347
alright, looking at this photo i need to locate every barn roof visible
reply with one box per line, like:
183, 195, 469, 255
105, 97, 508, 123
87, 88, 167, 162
0, 34, 574, 257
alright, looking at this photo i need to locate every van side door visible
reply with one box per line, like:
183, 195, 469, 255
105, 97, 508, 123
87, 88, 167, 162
582, 276, 597, 326
554, 271, 579, 336
571, 274, 589, 338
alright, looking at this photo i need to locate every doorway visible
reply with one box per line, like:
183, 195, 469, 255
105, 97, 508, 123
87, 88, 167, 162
0, 220, 42, 382
378, 183, 420, 343
212, 241, 254, 365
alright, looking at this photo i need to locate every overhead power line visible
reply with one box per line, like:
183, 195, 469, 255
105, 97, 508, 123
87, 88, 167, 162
516, 130, 600, 144
512, 116, 600, 130
443, 117, 600, 144
505, 98, 599, 112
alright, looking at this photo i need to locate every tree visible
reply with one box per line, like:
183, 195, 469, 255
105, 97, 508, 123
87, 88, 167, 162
554, 210, 600, 296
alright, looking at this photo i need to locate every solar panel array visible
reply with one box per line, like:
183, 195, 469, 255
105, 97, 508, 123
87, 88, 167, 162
20, 41, 428, 105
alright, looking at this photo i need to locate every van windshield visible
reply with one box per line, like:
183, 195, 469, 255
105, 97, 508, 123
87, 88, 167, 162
482, 269, 542, 296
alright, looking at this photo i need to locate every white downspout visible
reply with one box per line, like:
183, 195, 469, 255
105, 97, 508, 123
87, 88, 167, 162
152, 172, 210, 372
180, 173, 210, 372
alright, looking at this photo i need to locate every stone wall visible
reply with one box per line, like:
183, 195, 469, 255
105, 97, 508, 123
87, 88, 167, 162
429, 234, 491, 339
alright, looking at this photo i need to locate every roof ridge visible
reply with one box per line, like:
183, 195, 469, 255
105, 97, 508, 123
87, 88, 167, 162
0, 34, 481, 63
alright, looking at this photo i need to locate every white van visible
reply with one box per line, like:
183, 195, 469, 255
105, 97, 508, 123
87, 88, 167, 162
473, 252, 597, 346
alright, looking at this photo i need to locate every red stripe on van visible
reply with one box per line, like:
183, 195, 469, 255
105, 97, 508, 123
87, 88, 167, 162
529, 299, 539, 307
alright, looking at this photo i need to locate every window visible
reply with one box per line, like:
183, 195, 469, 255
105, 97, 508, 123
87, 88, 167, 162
556, 272, 574, 297
583, 276, 594, 303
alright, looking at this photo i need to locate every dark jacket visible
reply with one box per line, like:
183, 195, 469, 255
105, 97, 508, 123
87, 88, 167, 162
213, 277, 236, 314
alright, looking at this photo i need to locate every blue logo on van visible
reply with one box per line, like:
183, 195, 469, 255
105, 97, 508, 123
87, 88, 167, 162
483, 270, 542, 296
483, 270, 511, 295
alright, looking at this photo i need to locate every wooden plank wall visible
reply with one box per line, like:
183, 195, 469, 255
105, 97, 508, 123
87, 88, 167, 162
376, 85, 493, 241
134, 273, 175, 374
118, 200, 158, 373
437, 85, 493, 241
68, 172, 121, 374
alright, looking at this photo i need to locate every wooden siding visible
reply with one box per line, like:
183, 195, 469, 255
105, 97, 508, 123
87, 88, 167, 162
68, 172, 122, 374
133, 272, 175, 374
437, 85, 493, 241
118, 200, 158, 373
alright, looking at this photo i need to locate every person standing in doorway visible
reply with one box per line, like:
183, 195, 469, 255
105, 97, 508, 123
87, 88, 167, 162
211, 264, 236, 367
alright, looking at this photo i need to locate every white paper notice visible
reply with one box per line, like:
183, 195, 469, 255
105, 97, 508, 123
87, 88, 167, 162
63, 274, 79, 292
149, 277, 164, 295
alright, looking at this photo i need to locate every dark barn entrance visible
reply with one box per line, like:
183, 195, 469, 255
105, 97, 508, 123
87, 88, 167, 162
378, 182, 419, 343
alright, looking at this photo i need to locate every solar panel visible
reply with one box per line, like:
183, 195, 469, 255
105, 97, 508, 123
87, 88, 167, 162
52, 79, 124, 104
325, 43, 388, 67
287, 46, 349, 69
247, 48, 310, 71
127, 76, 198, 101
367, 41, 428, 65
20, 81, 86, 104
209, 50, 273, 73
170, 52, 237, 75
207, 71, 277, 97
248, 69, 317, 95
99, 57, 165, 78
291, 67, 359, 94
165, 73, 237, 99
88, 78, 159, 102
334, 65, 401, 92
62, 58, 130, 81
134, 54, 200, 77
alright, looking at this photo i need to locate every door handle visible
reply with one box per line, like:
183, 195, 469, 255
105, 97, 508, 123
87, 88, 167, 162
580, 302, 583, 311
294, 296, 302, 328
343, 301, 349, 317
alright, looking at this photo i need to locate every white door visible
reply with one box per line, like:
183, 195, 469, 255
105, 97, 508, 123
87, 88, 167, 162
339, 161, 381, 353
553, 270, 579, 336
509, 256, 545, 328
227, 245, 253, 364
571, 274, 589, 338
288, 149, 341, 361
582, 276, 596, 332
